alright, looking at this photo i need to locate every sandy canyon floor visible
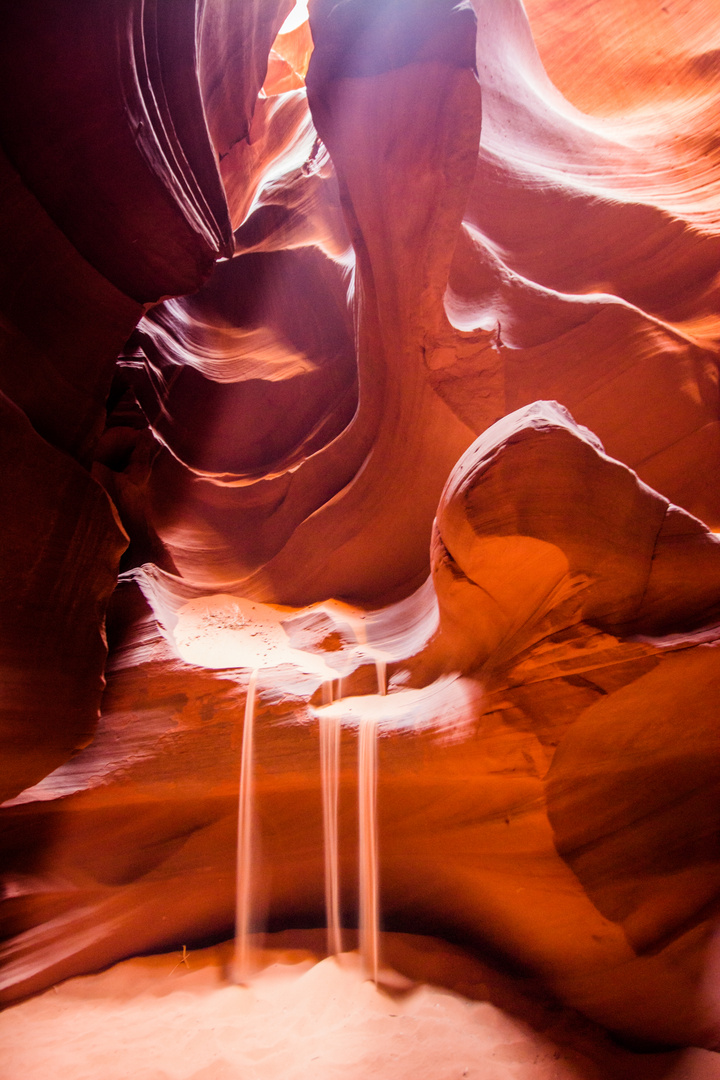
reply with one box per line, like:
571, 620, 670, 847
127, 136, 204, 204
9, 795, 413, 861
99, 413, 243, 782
2, 932, 720, 1080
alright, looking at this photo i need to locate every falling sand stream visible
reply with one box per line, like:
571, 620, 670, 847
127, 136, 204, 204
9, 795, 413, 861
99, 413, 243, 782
228, 602, 389, 985
359, 657, 385, 982
320, 679, 343, 957
233, 668, 258, 983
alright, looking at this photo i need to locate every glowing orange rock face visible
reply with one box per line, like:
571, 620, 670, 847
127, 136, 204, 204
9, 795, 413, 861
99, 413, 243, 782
4, 403, 720, 1051
2, 0, 720, 1054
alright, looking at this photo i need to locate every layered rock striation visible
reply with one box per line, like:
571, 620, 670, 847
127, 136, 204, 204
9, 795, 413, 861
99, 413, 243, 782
2, 0, 720, 1053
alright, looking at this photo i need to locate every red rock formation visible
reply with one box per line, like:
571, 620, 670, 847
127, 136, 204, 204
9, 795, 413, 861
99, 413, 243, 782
0, 393, 127, 802
0, 0, 290, 801
4, 402, 720, 1051
2, 0, 720, 1057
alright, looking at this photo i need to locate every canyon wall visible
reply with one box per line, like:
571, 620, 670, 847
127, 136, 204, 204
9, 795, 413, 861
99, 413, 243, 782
2, 0, 720, 1050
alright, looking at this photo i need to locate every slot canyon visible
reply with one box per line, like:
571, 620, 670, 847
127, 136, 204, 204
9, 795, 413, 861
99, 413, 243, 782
2, 0, 720, 1075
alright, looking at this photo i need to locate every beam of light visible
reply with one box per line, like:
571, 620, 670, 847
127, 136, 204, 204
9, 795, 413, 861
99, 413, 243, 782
279, 0, 309, 35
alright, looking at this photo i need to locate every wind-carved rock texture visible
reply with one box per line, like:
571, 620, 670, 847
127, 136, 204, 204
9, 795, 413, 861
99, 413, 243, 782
2, 0, 720, 1055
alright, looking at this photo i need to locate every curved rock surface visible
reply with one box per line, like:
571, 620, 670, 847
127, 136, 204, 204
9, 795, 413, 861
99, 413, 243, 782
0, 393, 127, 803
2, 0, 720, 1060
4, 403, 720, 1052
